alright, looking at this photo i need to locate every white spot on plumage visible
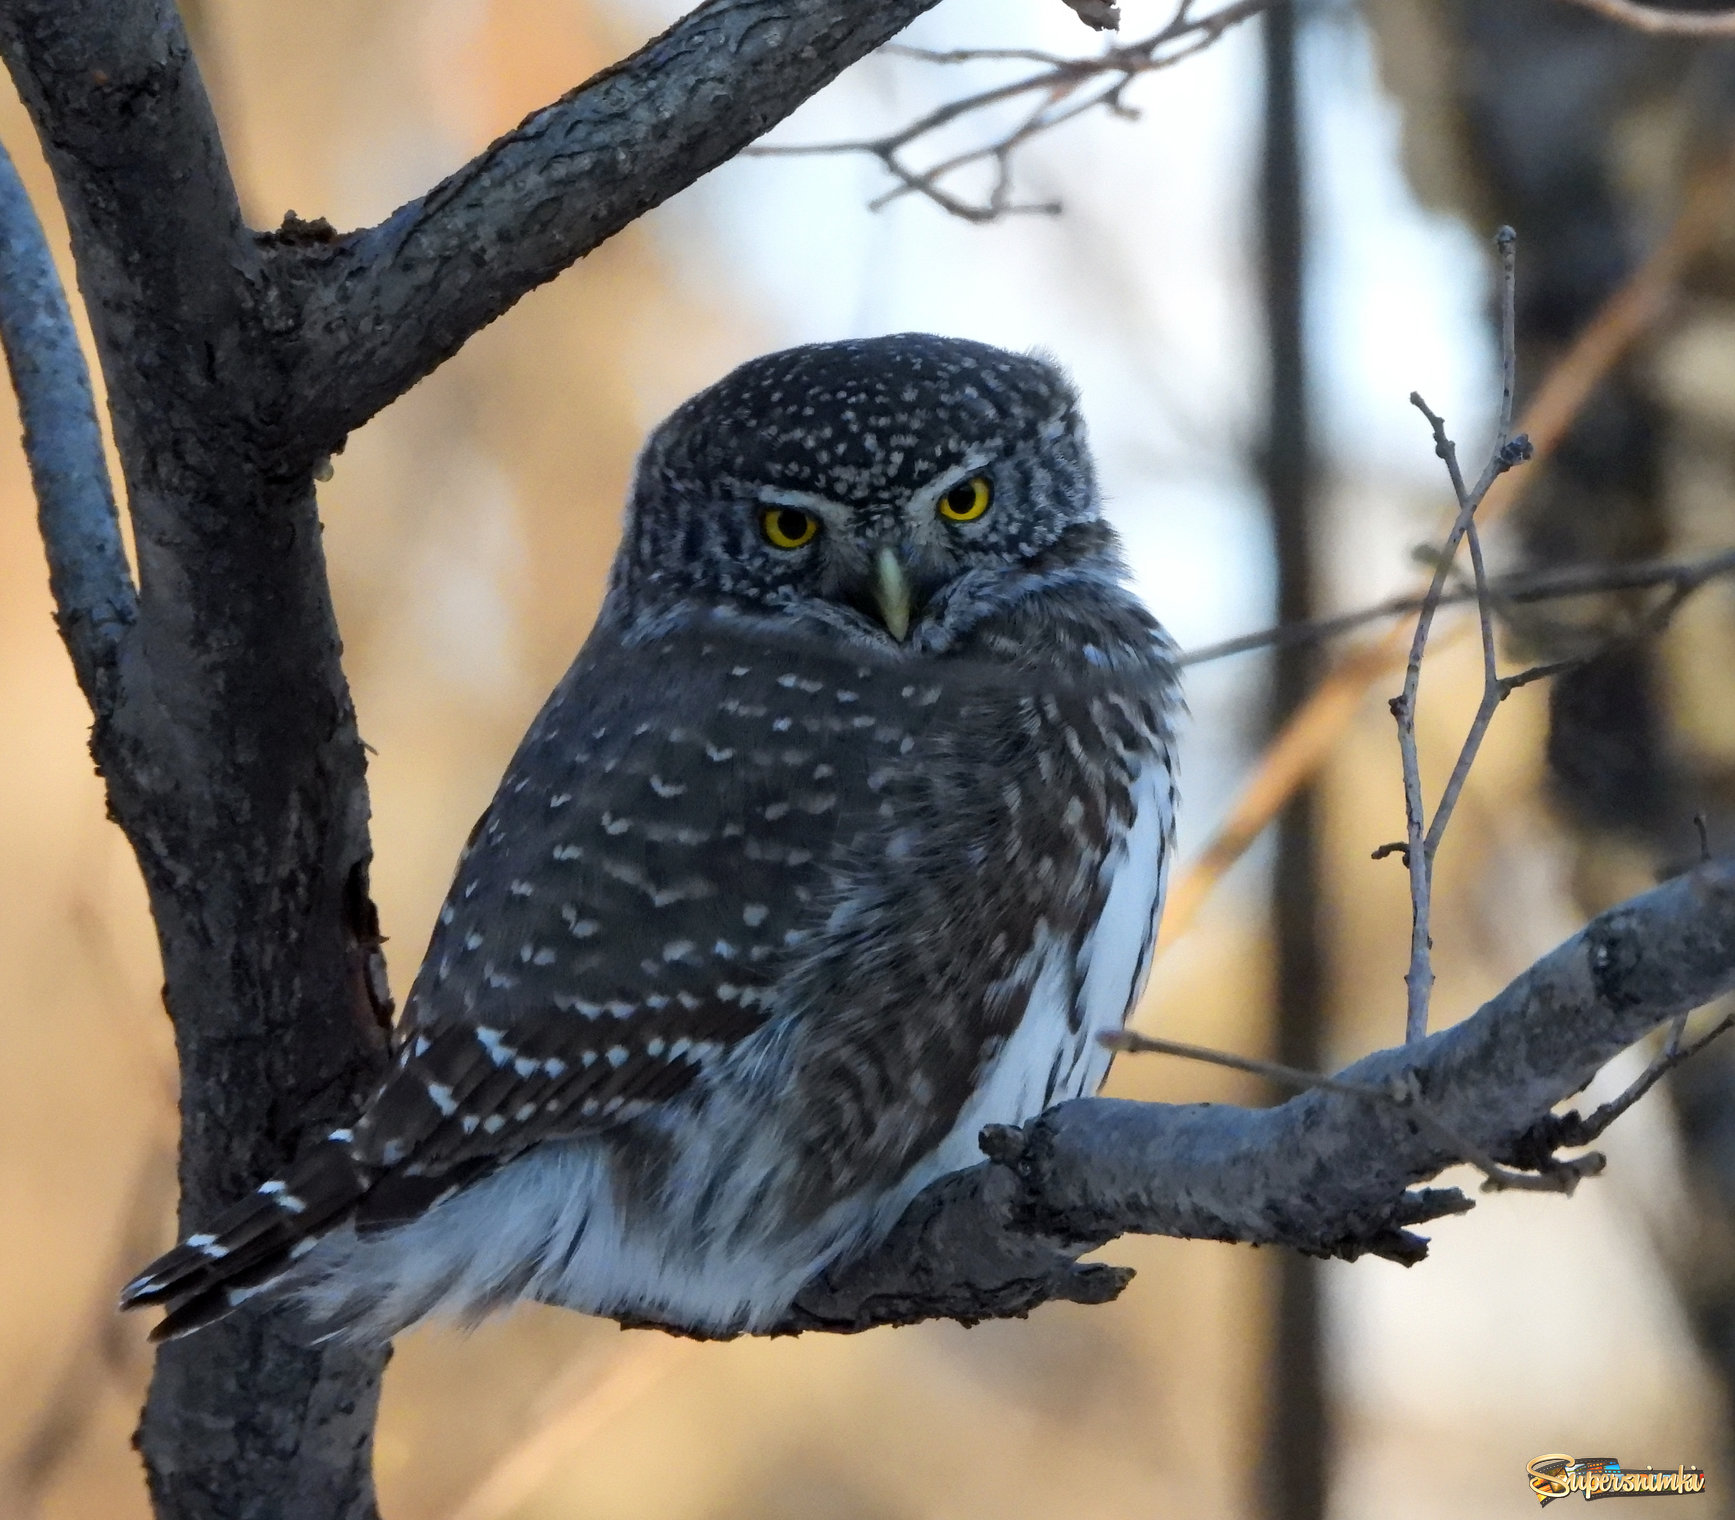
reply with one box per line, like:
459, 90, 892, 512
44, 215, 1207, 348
649, 776, 686, 798
425, 1083, 458, 1117
476, 1027, 515, 1066
742, 903, 769, 927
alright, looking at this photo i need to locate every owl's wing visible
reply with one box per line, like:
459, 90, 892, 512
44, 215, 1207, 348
123, 611, 1176, 1337
347, 618, 937, 1185
124, 619, 941, 1331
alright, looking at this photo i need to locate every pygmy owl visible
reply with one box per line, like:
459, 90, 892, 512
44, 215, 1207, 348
123, 333, 1182, 1341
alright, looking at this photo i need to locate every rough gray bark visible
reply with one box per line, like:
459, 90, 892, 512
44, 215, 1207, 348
0, 0, 947, 1515
785, 859, 1735, 1332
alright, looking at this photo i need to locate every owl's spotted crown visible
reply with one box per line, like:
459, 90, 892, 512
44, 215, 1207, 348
613, 334, 1106, 638
649, 333, 1080, 503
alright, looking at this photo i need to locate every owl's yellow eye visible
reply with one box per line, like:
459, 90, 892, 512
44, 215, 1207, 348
938, 476, 992, 522
761, 507, 820, 549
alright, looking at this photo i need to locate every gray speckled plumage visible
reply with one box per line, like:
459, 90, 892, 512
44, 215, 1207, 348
122, 333, 1183, 1341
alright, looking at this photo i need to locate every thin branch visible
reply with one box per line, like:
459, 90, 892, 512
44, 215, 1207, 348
1391, 229, 1528, 1044
1157, 160, 1729, 952
1553, 0, 1735, 33
1175, 546, 1735, 666
782, 859, 1735, 1332
745, 0, 1271, 222
0, 134, 134, 715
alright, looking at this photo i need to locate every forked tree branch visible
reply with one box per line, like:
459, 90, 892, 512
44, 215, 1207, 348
0, 134, 133, 715
297, 0, 981, 449
781, 859, 1735, 1333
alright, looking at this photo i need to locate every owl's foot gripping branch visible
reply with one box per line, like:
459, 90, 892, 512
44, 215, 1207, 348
780, 859, 1735, 1336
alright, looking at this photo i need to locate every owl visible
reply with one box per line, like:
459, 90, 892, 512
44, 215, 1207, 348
122, 333, 1182, 1342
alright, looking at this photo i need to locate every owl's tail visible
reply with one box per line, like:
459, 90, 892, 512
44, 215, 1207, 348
119, 1137, 373, 1341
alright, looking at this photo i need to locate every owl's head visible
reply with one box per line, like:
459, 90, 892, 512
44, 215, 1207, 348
608, 334, 1119, 650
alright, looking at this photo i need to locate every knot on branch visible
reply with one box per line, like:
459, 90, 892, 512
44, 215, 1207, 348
261, 210, 337, 247
1498, 433, 1535, 469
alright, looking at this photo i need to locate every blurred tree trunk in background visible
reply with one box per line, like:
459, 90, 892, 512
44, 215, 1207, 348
1367, 0, 1735, 1482
1258, 5, 1331, 1518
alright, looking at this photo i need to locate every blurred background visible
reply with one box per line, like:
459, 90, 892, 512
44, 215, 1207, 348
4, 0, 1735, 1515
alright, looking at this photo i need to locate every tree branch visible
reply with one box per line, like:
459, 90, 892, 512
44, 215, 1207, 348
1175, 545, 1735, 666
298, 0, 961, 450
776, 859, 1735, 1333
0, 0, 256, 473
1552, 0, 1735, 34
1, 6, 393, 1517
745, 0, 1270, 222
0, 132, 134, 716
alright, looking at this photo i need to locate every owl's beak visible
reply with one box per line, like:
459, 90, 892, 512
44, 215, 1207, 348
872, 546, 913, 641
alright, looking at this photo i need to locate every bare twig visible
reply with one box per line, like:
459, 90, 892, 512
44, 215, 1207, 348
746, 0, 1271, 221
0, 134, 133, 715
1390, 229, 1529, 1044
1553, 0, 1735, 34
1176, 546, 1735, 666
1156, 160, 1729, 953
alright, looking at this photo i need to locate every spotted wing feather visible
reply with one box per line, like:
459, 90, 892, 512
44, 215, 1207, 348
122, 619, 960, 1327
